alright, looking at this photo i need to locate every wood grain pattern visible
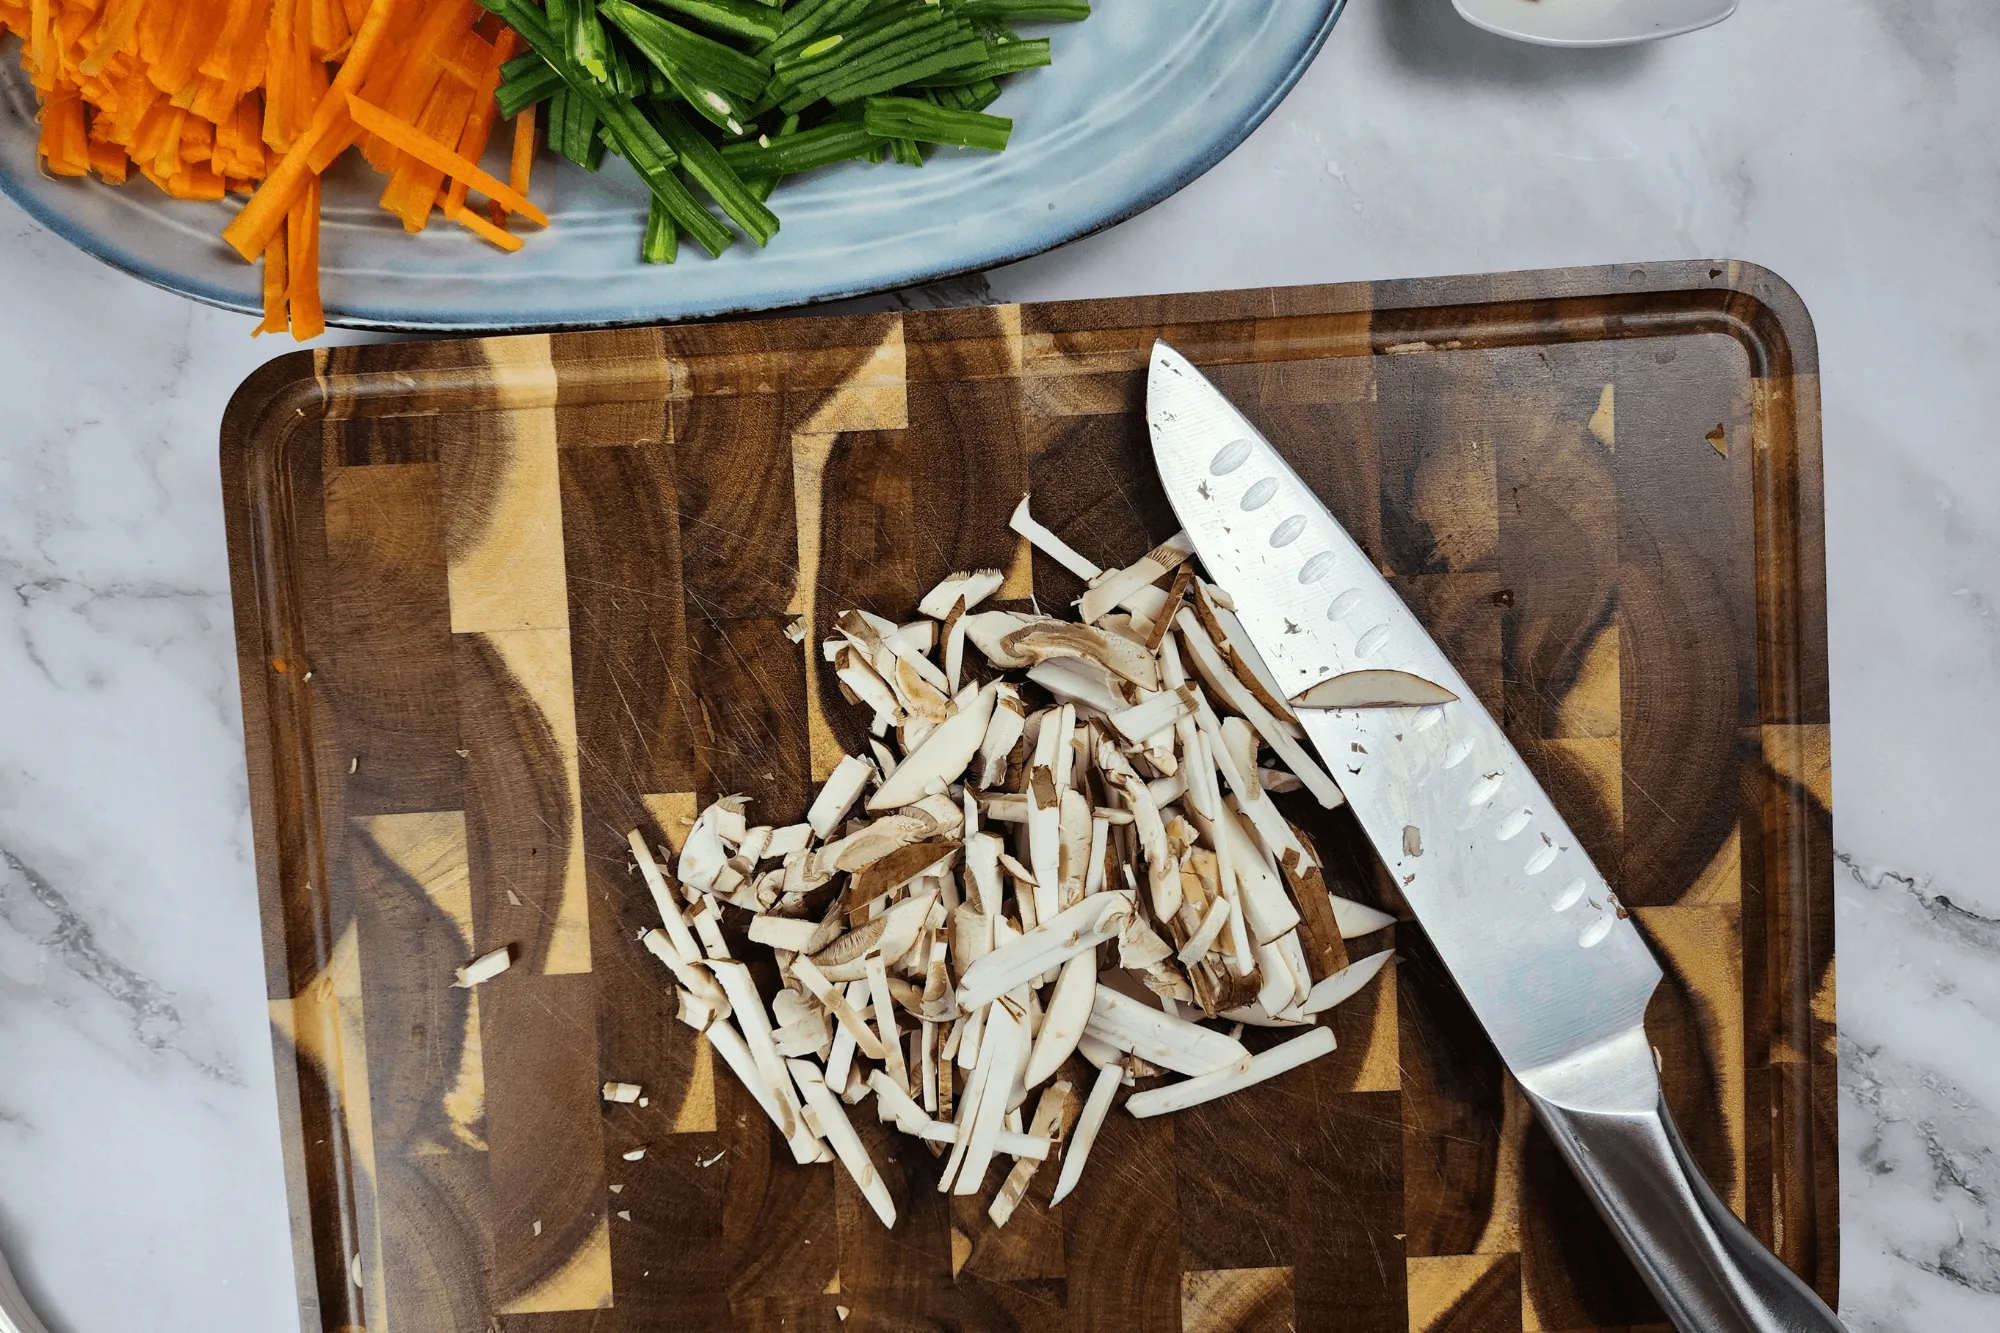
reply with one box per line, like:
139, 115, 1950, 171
222, 262, 1835, 1332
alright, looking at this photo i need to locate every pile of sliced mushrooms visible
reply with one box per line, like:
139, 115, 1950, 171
624, 498, 1401, 1229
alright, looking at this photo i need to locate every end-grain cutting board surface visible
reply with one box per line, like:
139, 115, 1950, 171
222, 263, 1835, 1333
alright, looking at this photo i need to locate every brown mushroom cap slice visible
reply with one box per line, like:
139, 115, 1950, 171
1289, 669, 1459, 710
867, 681, 997, 811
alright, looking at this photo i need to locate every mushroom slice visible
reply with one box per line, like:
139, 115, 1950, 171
1008, 494, 1102, 582
1049, 1062, 1122, 1207
838, 608, 950, 696
1219, 718, 1261, 805
1213, 803, 1301, 945
956, 892, 1133, 1011
1218, 1002, 1312, 1028
1177, 896, 1232, 966
808, 754, 876, 839
1125, 1026, 1335, 1118
1078, 531, 1196, 625
963, 832, 1006, 915
868, 681, 997, 810
1107, 687, 1193, 745
1290, 669, 1459, 710
1278, 831, 1350, 982
1096, 740, 1178, 920
952, 996, 1026, 1195
1177, 609, 1344, 809
792, 955, 887, 1060
1330, 894, 1398, 938
866, 954, 912, 1095
920, 568, 1007, 621
1191, 583, 1304, 731
834, 651, 902, 735
989, 1081, 1074, 1227
816, 798, 961, 875
1299, 949, 1393, 1015
1000, 620, 1161, 692
707, 961, 818, 1161
896, 620, 937, 655
1083, 984, 1250, 1078
973, 683, 1026, 789
824, 979, 871, 1091
454, 947, 512, 988
629, 830, 702, 963
789, 1059, 897, 1228
961, 610, 1038, 668
1057, 789, 1093, 910
677, 797, 744, 894
705, 1017, 798, 1142
942, 597, 969, 695
640, 930, 729, 1014
843, 840, 961, 919
1027, 656, 1135, 717
747, 914, 820, 953
766, 823, 814, 858
811, 888, 940, 982
1117, 911, 1175, 970
1022, 951, 1095, 1089
1186, 682, 1306, 861
1260, 768, 1304, 794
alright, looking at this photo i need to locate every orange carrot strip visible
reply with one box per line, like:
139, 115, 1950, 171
222, 0, 399, 260
38, 84, 89, 175
442, 26, 514, 215
355, 0, 471, 172
286, 173, 324, 339
508, 102, 534, 206
257, 227, 289, 335
88, 139, 131, 182
261, 0, 293, 149
344, 91, 547, 226
444, 198, 523, 252
79, 0, 144, 77
381, 46, 475, 231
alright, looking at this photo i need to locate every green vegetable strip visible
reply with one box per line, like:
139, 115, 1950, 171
939, 77, 1001, 112
904, 36, 1047, 85
643, 194, 679, 263
572, 0, 613, 81
500, 51, 544, 82
773, 12, 949, 89
818, 36, 989, 106
475, 0, 734, 255
780, 24, 978, 107
642, 0, 784, 43
743, 112, 800, 201
771, 4, 941, 78
600, 0, 772, 99
890, 136, 924, 166
863, 95, 1011, 150
957, 0, 1089, 19
611, 36, 646, 96
498, 58, 563, 118
718, 121, 886, 175
656, 58, 754, 134
762, 0, 872, 61
650, 104, 781, 246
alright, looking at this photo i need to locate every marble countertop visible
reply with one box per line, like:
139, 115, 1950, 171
2, 1, 1995, 1330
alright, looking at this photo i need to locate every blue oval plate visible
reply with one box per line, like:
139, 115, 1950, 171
0, 1, 1340, 331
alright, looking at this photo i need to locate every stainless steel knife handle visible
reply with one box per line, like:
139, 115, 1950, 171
1521, 1052, 1846, 1333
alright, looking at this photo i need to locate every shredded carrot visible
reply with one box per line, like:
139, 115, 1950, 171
4, 0, 539, 340
345, 92, 548, 227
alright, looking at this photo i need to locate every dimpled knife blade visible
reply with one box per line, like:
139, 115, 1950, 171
1145, 340, 1658, 1082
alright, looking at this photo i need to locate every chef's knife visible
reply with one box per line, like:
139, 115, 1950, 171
1146, 342, 1844, 1333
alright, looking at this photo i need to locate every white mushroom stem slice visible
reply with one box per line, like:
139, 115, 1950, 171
1049, 1061, 1122, 1208
1075, 1031, 1123, 1071
791, 955, 887, 1061
1299, 949, 1393, 1015
768, 823, 814, 858
602, 1081, 642, 1103
1253, 935, 1297, 1017
1002, 620, 1161, 692
628, 831, 702, 964
871, 1075, 1053, 1158
1290, 669, 1459, 709
870, 737, 901, 778
708, 959, 817, 1160
1108, 688, 1192, 745
808, 754, 877, 839
956, 891, 1133, 1011
1084, 984, 1250, 1077
1118, 911, 1175, 970
1008, 494, 1101, 581
1201, 591, 1305, 733
688, 899, 732, 960
920, 568, 1007, 621
869, 681, 998, 811
1188, 684, 1305, 862
1023, 950, 1096, 1089
974, 683, 1026, 789
989, 1081, 1074, 1228
1178, 896, 1232, 965
640, 930, 729, 1014
1056, 789, 1093, 909
1083, 817, 1111, 897
1331, 894, 1398, 938
1177, 609, 1344, 809
866, 954, 911, 1095
789, 1059, 897, 1229
895, 620, 936, 654
824, 979, 870, 1091
1260, 768, 1304, 793
953, 997, 1026, 1195
705, 1017, 801, 1144
1146, 770, 1188, 810
1078, 532, 1195, 625
1213, 803, 1301, 945
747, 914, 820, 953
1096, 740, 1178, 920
1027, 656, 1133, 718
840, 608, 951, 697
454, 946, 512, 989
1219, 717, 1261, 805
1219, 1003, 1312, 1028
1125, 1026, 1336, 1118
1275, 928, 1314, 1011
713, 802, 749, 846
677, 800, 735, 894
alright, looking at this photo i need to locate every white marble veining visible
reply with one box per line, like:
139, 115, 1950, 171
1, 1, 1995, 1329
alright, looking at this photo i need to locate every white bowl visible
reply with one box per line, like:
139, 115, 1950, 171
1453, 0, 1734, 47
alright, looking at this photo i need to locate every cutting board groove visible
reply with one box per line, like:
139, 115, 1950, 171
223, 262, 1834, 1333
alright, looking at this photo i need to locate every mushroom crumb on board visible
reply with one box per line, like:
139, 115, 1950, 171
620, 513, 1405, 1229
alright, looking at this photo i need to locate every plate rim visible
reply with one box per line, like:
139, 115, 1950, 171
0, 3, 1345, 332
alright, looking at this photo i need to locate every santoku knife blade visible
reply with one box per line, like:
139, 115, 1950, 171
1145, 341, 1844, 1333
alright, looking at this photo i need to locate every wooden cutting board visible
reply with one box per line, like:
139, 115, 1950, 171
222, 262, 1836, 1333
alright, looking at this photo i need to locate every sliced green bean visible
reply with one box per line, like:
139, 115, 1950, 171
904, 36, 1047, 85
651, 104, 781, 246
863, 94, 1011, 150
600, 0, 772, 99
